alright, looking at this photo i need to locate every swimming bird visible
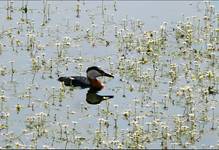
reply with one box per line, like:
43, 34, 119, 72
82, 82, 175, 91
58, 66, 114, 91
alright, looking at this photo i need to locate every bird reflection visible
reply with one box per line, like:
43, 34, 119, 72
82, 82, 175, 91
86, 88, 114, 105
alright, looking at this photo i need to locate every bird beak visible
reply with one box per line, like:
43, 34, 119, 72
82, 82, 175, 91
103, 72, 114, 78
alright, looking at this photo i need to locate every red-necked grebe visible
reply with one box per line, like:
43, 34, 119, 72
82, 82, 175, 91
58, 66, 114, 91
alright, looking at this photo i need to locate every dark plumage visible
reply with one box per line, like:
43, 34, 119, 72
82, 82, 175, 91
86, 66, 103, 73
58, 76, 90, 88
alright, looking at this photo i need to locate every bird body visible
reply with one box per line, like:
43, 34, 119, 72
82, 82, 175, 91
58, 76, 90, 88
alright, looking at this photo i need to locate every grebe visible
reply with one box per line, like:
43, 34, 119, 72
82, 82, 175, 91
58, 66, 114, 91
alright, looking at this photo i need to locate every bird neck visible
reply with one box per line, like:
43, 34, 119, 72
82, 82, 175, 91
88, 78, 104, 90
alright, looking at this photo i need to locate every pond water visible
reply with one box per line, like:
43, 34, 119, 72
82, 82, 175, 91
0, 0, 219, 149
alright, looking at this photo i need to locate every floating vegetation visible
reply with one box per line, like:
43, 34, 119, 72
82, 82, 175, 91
0, 0, 218, 149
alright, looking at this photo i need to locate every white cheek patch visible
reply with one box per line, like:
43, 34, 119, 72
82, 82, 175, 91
70, 77, 75, 80
87, 70, 102, 79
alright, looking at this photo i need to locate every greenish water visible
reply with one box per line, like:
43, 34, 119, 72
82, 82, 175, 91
0, 1, 218, 149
